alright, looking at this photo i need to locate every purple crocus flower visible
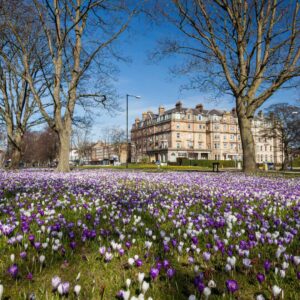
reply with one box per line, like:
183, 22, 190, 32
150, 267, 159, 280
27, 272, 33, 280
226, 279, 239, 293
203, 251, 211, 261
20, 251, 27, 259
69, 241, 76, 250
28, 234, 35, 243
162, 259, 170, 269
166, 267, 176, 278
191, 236, 198, 245
264, 260, 271, 272
197, 282, 205, 293
8, 264, 18, 278
135, 259, 143, 267
256, 273, 265, 284
156, 261, 163, 270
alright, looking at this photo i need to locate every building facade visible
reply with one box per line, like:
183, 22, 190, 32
91, 141, 128, 164
131, 101, 283, 164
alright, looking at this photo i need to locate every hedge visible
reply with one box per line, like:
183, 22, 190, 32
175, 158, 241, 168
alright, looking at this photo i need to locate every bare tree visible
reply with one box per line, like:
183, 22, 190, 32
262, 103, 300, 170
0, 0, 46, 169
22, 127, 59, 166
71, 118, 94, 163
110, 126, 126, 161
154, 0, 300, 172
2, 0, 140, 172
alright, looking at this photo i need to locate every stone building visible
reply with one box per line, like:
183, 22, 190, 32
131, 101, 283, 164
91, 141, 128, 164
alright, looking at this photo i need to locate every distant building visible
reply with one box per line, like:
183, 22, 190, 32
69, 149, 79, 162
131, 101, 283, 164
91, 141, 128, 164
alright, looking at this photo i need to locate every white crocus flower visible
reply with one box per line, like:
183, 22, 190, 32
0, 284, 3, 300
138, 273, 145, 284
203, 287, 211, 299
39, 255, 45, 264
142, 281, 149, 294
208, 280, 216, 288
126, 279, 131, 289
76, 272, 81, 281
74, 285, 81, 296
10, 254, 15, 263
272, 285, 282, 298
188, 295, 196, 300
123, 290, 130, 300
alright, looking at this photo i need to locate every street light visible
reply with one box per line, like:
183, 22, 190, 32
126, 94, 141, 168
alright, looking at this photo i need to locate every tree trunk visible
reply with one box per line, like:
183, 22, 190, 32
282, 146, 289, 170
10, 147, 21, 169
9, 133, 22, 170
238, 116, 257, 173
56, 129, 71, 172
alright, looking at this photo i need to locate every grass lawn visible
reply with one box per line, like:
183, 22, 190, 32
0, 170, 299, 299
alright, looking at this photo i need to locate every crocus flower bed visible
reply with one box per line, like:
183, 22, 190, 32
0, 170, 299, 299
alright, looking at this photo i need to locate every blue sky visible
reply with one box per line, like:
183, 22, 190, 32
90, 13, 299, 141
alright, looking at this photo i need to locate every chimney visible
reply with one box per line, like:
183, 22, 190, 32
142, 112, 147, 120
196, 104, 203, 112
158, 106, 165, 115
175, 101, 182, 109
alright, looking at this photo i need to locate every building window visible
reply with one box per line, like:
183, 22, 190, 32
198, 115, 202, 121
188, 114, 191, 119
178, 152, 187, 157
230, 135, 234, 140
199, 124, 202, 129
198, 142, 203, 149
188, 141, 193, 149
260, 145, 263, 151
230, 126, 235, 131
177, 143, 181, 149
223, 125, 226, 131
265, 154, 268, 161
177, 133, 180, 138
176, 123, 180, 129
223, 143, 227, 148
188, 124, 191, 129
175, 113, 180, 120
230, 143, 234, 149
223, 135, 227, 140
214, 143, 220, 149
214, 125, 219, 130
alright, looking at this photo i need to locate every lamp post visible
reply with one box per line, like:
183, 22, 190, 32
126, 94, 141, 168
